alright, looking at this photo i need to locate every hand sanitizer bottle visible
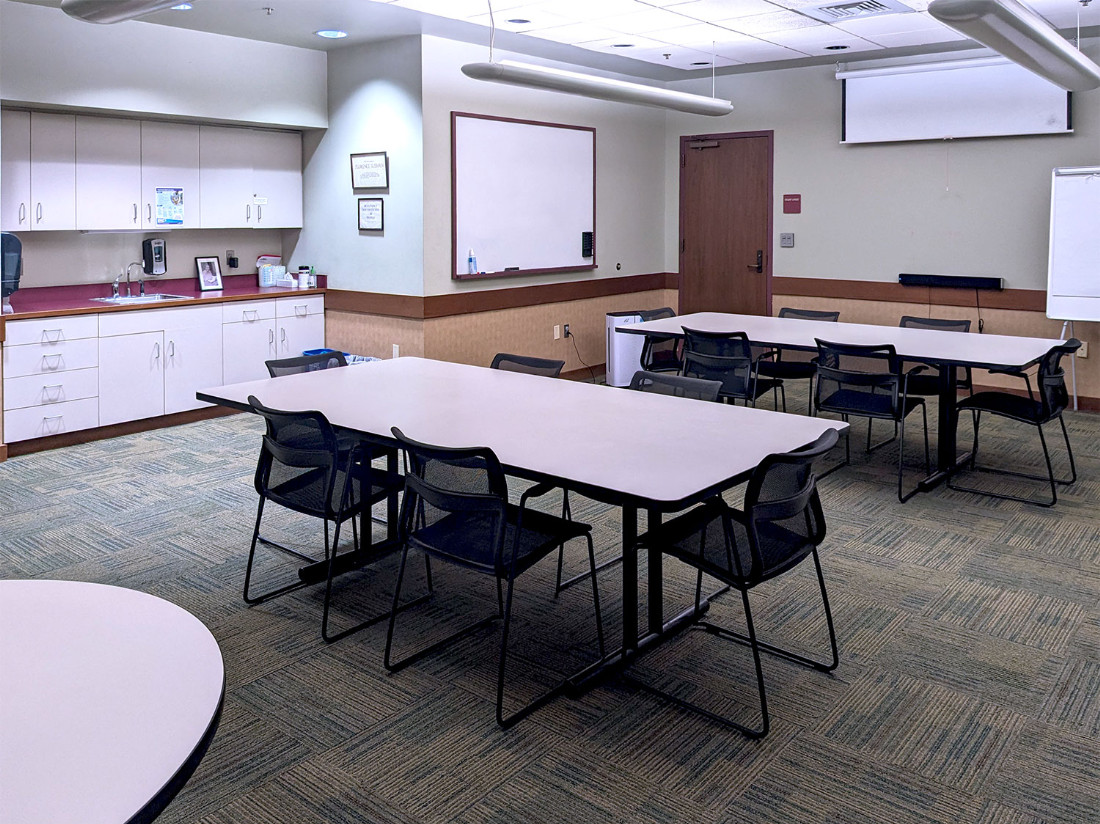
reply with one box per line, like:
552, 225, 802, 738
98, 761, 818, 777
467, 248, 477, 275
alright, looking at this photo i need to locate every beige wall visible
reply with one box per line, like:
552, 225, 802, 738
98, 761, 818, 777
325, 288, 679, 374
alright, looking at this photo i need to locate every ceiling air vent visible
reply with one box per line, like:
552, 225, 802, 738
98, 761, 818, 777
800, 0, 914, 23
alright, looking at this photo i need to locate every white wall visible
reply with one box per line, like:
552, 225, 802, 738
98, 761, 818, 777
419, 36, 668, 296
665, 46, 1100, 290
287, 37, 425, 296
0, 0, 326, 128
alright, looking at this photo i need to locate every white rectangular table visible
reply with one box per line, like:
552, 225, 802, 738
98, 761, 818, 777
619, 312, 1065, 491
198, 357, 845, 680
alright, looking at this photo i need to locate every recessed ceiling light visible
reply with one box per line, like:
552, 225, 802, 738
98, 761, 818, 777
507, 18, 530, 24
692, 61, 711, 66
611, 43, 635, 48
315, 29, 348, 39
825, 45, 850, 50
171, 3, 192, 9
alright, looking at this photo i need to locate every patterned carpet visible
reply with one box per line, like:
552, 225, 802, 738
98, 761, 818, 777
1, 388, 1098, 824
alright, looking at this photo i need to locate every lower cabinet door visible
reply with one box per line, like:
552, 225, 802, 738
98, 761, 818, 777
99, 331, 164, 426
276, 313, 324, 359
164, 326, 223, 414
222, 319, 277, 385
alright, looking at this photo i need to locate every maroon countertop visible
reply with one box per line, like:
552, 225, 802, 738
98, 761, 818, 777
3, 273, 327, 321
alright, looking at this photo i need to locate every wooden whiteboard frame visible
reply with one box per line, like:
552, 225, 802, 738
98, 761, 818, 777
451, 111, 596, 281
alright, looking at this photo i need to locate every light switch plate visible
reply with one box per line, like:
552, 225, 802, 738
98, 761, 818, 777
780, 233, 795, 248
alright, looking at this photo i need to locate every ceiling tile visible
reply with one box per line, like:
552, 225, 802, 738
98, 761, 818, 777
466, 8, 574, 31
718, 9, 822, 35
599, 7, 705, 34
525, 22, 628, 44
666, 0, 784, 21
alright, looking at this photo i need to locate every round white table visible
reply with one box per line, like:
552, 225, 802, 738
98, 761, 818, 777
0, 580, 224, 824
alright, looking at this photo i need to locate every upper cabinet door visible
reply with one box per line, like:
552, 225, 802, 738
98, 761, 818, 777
29, 112, 76, 231
251, 129, 303, 229
1, 110, 31, 231
76, 117, 142, 231
141, 121, 200, 230
199, 125, 255, 229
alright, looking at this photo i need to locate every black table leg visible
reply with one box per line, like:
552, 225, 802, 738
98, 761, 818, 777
647, 507, 663, 637
918, 363, 969, 491
621, 505, 638, 651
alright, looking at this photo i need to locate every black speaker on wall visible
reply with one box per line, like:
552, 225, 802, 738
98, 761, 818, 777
898, 273, 1003, 291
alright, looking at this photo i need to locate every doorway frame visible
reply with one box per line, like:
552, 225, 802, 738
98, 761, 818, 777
677, 129, 775, 316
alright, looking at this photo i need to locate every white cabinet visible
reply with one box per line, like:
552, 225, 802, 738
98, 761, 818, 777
1, 110, 31, 231
0, 111, 76, 232
222, 299, 277, 384
2, 314, 99, 442
98, 305, 222, 427
98, 331, 164, 426
251, 129, 303, 228
275, 296, 325, 358
199, 126, 302, 229
141, 121, 200, 230
76, 117, 142, 231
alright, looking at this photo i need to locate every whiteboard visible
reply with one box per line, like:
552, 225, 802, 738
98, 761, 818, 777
842, 59, 1071, 144
452, 112, 595, 280
1047, 166, 1100, 321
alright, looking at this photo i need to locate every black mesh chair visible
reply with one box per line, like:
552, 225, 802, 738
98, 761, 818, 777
898, 316, 973, 397
384, 427, 606, 729
948, 339, 1080, 506
681, 327, 785, 410
628, 428, 839, 738
814, 339, 930, 502
638, 307, 683, 374
628, 370, 722, 402
756, 307, 839, 414
267, 349, 400, 536
266, 351, 348, 376
490, 353, 565, 377
244, 396, 410, 642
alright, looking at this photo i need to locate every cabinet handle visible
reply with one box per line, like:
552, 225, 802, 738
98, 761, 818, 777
280, 328, 287, 352
42, 384, 64, 403
153, 342, 161, 361
167, 340, 175, 358
40, 329, 64, 344
244, 309, 259, 322
293, 304, 309, 317
41, 353, 62, 371
246, 204, 251, 223
257, 205, 263, 223
268, 329, 275, 345
147, 203, 152, 224
132, 203, 138, 224
19, 203, 26, 224
35, 203, 42, 224
42, 415, 64, 434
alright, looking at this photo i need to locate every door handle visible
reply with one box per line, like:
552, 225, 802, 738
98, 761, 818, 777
746, 250, 763, 273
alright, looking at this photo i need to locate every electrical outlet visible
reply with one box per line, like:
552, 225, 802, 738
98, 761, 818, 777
392, 343, 400, 358
564, 324, 571, 338
1078, 341, 1088, 358
554, 325, 561, 340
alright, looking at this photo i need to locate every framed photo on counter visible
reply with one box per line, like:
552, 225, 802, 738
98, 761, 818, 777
358, 198, 384, 231
196, 256, 223, 291
350, 151, 388, 188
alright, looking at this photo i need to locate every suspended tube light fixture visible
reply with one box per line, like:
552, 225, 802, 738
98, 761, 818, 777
928, 0, 1100, 91
60, 0, 185, 23
461, 60, 734, 116
461, 1, 732, 116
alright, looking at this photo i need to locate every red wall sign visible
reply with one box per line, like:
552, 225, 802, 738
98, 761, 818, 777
783, 194, 801, 214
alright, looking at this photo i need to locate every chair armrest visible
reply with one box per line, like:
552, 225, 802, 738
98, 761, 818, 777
903, 364, 928, 376
520, 482, 558, 506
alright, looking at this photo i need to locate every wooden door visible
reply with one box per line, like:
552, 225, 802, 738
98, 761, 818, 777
679, 132, 772, 315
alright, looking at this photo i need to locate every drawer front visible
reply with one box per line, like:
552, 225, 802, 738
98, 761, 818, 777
5, 314, 99, 346
4, 397, 99, 442
276, 295, 323, 319
222, 299, 276, 324
4, 367, 99, 411
3, 337, 99, 378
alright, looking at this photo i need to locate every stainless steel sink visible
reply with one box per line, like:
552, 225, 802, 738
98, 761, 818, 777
90, 293, 190, 305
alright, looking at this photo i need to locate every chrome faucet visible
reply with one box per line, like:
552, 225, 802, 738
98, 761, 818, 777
126, 261, 145, 296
